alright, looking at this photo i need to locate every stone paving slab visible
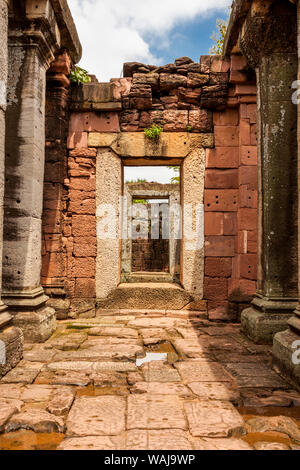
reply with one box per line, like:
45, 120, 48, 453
127, 394, 187, 430
141, 362, 181, 382
49, 371, 91, 387
184, 400, 246, 438
88, 327, 139, 338
93, 362, 137, 372
47, 361, 94, 372
57, 435, 126, 450
172, 339, 212, 358
0, 384, 24, 399
130, 382, 192, 398
139, 328, 174, 345
45, 333, 88, 351
66, 396, 126, 436
0, 309, 298, 451
253, 441, 291, 450
175, 360, 233, 383
187, 382, 240, 403
23, 347, 57, 362
128, 317, 187, 328
193, 437, 252, 450
126, 429, 193, 450
90, 372, 127, 387
0, 366, 43, 384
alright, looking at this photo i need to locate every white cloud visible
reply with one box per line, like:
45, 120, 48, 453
68, 0, 231, 81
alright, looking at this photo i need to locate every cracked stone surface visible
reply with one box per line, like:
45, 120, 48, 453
5, 410, 65, 433
184, 400, 246, 437
0, 310, 299, 450
66, 396, 126, 436
127, 394, 187, 430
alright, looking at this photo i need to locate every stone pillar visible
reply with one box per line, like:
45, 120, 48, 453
2, 1, 61, 342
273, 0, 300, 389
239, 1, 298, 343
0, 0, 23, 376
42, 51, 71, 319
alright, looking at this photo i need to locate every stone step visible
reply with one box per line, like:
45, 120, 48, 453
96, 282, 193, 310
121, 272, 175, 283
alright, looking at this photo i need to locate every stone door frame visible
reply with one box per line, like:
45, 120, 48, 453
121, 184, 181, 283
91, 131, 210, 301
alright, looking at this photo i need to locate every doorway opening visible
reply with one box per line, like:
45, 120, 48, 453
121, 165, 181, 283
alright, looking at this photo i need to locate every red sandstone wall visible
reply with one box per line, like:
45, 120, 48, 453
42, 54, 258, 319
204, 55, 257, 321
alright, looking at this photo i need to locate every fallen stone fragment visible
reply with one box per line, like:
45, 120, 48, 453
127, 394, 187, 430
193, 438, 252, 450
5, 409, 65, 433
57, 435, 126, 450
245, 416, 300, 444
242, 394, 292, 408
188, 382, 240, 403
0, 399, 23, 432
66, 396, 126, 436
47, 388, 75, 416
126, 429, 193, 450
253, 442, 290, 451
273, 390, 300, 407
130, 381, 192, 398
184, 400, 246, 438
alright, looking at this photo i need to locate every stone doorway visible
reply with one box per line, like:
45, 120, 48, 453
121, 176, 181, 284
93, 132, 206, 308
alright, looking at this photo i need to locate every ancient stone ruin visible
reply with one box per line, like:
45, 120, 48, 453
0, 0, 299, 451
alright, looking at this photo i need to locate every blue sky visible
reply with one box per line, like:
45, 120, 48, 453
147, 15, 228, 66
68, 1, 231, 183
69, 0, 231, 81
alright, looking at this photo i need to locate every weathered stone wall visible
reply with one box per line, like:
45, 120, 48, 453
42, 53, 258, 318
131, 202, 170, 273
42, 51, 72, 319
205, 55, 258, 321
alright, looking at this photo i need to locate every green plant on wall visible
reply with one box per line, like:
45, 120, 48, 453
70, 65, 92, 85
210, 18, 228, 55
170, 166, 180, 184
144, 125, 163, 141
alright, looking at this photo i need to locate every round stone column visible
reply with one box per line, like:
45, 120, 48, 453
2, 3, 60, 342
239, 0, 298, 343
273, 0, 300, 389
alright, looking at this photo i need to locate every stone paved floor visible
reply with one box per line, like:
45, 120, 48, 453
0, 310, 300, 450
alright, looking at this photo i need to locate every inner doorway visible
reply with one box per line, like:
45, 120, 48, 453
121, 166, 181, 283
